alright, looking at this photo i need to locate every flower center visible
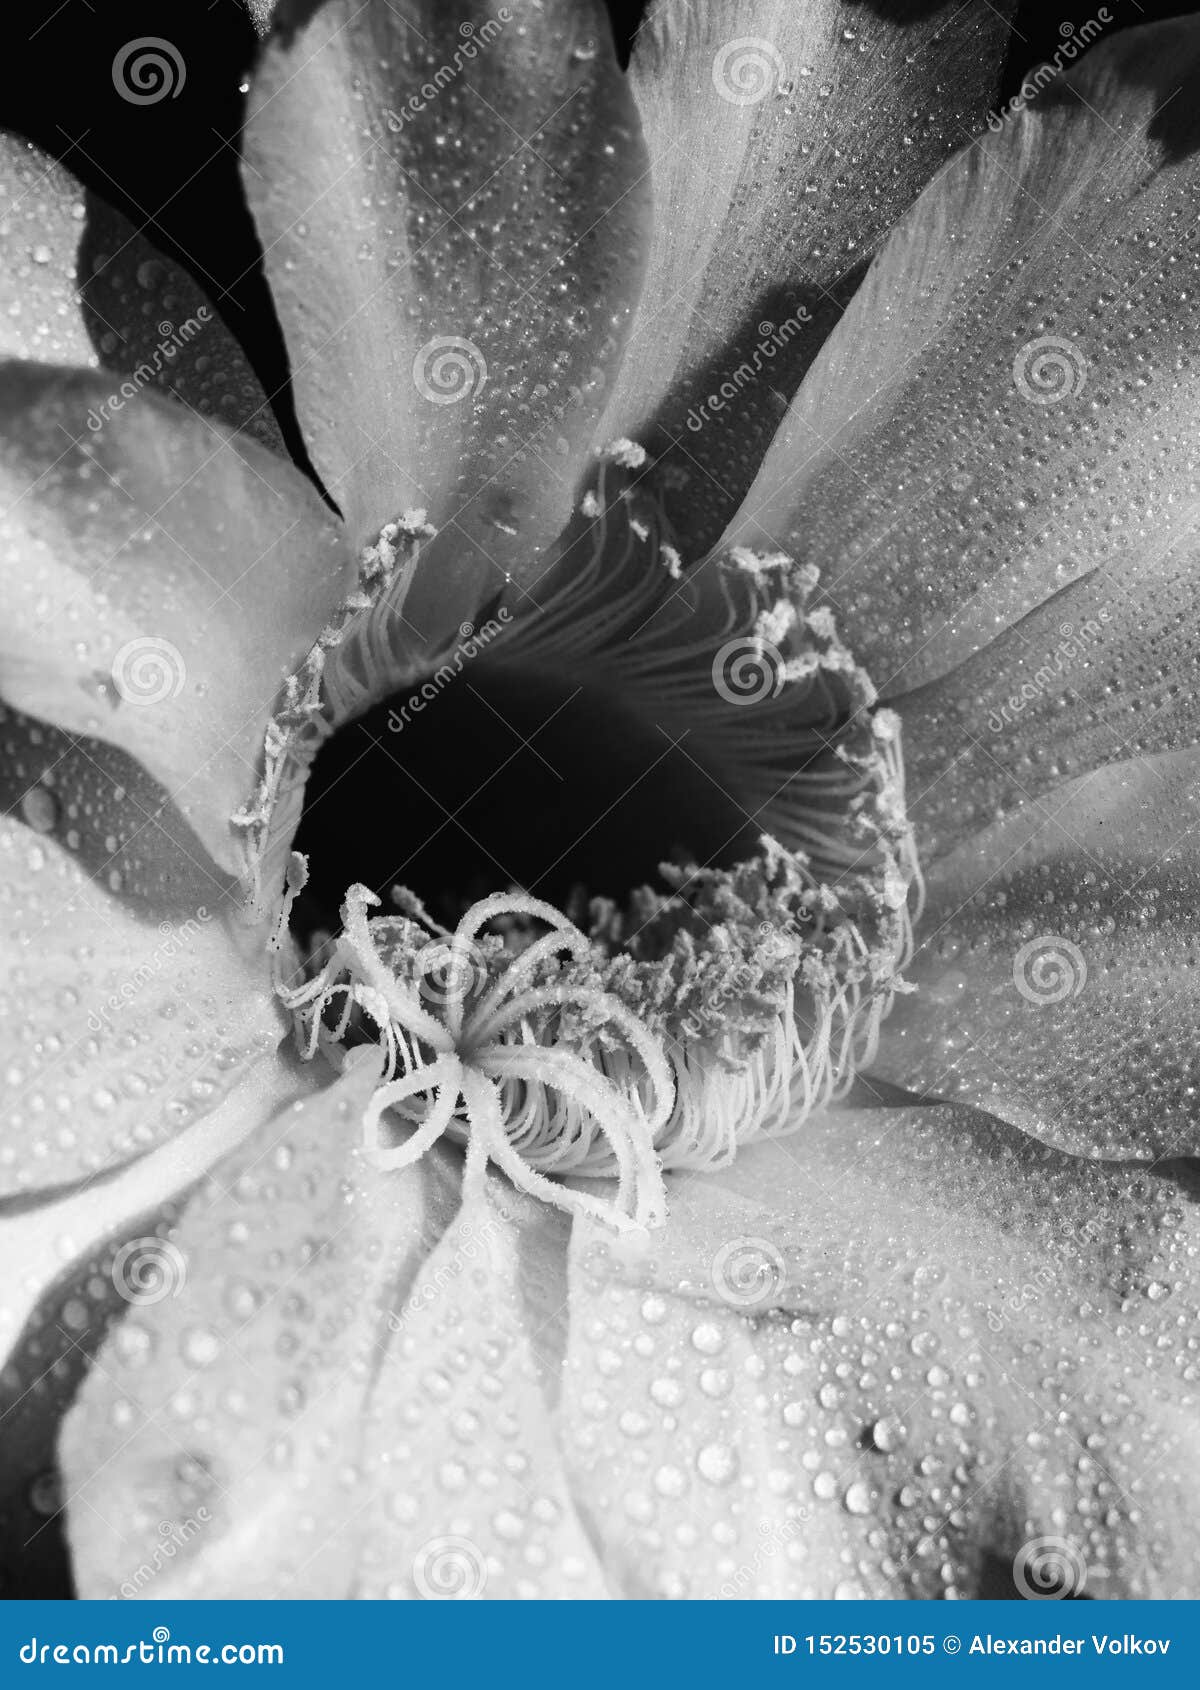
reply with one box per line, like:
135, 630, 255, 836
241, 445, 922, 1230
290, 644, 760, 937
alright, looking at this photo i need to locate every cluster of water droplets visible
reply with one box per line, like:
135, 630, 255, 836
245, 0, 649, 585
870, 753, 1200, 1165
554, 1112, 1198, 1598
609, 5, 1015, 556
1, 132, 280, 451
0, 136, 91, 366
47, 1067, 1200, 1599
0, 707, 278, 1194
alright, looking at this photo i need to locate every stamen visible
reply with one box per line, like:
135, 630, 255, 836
234, 508, 442, 913
250, 447, 923, 1231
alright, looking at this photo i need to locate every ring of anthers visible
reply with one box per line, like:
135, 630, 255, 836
242, 441, 923, 1235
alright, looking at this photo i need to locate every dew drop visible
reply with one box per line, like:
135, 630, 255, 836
29, 1470, 62, 1517
844, 1480, 874, 1516
690, 1322, 724, 1356
696, 1442, 739, 1486
181, 1326, 221, 1368
20, 786, 57, 835
869, 1416, 906, 1453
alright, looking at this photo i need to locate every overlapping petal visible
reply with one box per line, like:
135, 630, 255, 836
701, 19, 1200, 1161
895, 524, 1200, 861
60, 1092, 1200, 1597
0, 1041, 313, 1588
867, 750, 1200, 1162
559, 1104, 1200, 1598
594, 0, 1015, 557
718, 19, 1200, 710
242, 0, 651, 604
0, 360, 352, 871
1, 135, 284, 452
61, 1060, 606, 1599
78, 190, 286, 455
0, 706, 286, 1201
0, 1232, 132, 1596
0, 134, 95, 366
